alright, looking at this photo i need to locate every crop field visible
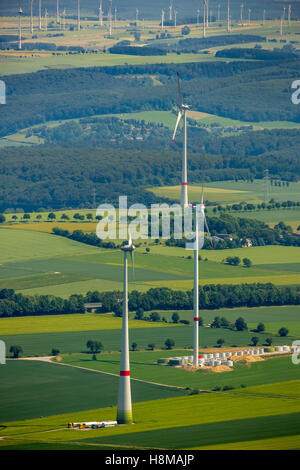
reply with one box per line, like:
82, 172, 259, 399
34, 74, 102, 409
1, 322, 273, 357
148, 180, 300, 205
0, 312, 180, 335
0, 360, 188, 422
60, 353, 300, 392
0, 228, 299, 300
238, 380, 300, 399
1, 391, 299, 450
138, 305, 300, 337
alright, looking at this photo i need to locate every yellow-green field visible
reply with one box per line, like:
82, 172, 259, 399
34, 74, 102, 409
0, 312, 178, 335
1, 392, 299, 450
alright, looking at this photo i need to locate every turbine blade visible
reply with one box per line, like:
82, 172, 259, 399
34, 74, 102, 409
177, 72, 183, 108
171, 111, 182, 143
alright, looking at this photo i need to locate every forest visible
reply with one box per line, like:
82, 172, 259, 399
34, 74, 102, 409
0, 141, 300, 211
2, 59, 300, 138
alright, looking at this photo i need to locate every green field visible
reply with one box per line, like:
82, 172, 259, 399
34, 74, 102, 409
1, 391, 299, 450
60, 353, 300, 392
238, 380, 300, 398
2, 323, 280, 357
139, 305, 300, 336
0, 228, 299, 300
0, 228, 98, 263
0, 360, 188, 422
0, 312, 180, 335
148, 179, 300, 205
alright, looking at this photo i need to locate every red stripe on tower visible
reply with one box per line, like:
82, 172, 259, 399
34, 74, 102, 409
181, 182, 187, 186
194, 317, 199, 321
120, 371, 130, 376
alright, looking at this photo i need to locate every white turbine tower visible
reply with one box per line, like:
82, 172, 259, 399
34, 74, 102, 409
38, 0, 42, 30
203, 1, 207, 37
62, 8, 66, 30
44, 8, 48, 31
18, 7, 23, 49
171, 73, 189, 208
193, 188, 210, 366
169, 0, 173, 21
56, 0, 60, 24
30, 0, 34, 34
240, 4, 244, 25
227, 0, 231, 32
77, 0, 81, 31
174, 9, 177, 27
99, 0, 103, 26
217, 3, 220, 22
116, 234, 134, 424
108, 0, 113, 36
161, 9, 165, 30
171, 74, 202, 368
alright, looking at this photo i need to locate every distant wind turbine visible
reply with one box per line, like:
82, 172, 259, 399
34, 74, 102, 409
77, 0, 81, 31
18, 7, 23, 49
38, 0, 42, 30
30, 0, 34, 34
99, 0, 103, 26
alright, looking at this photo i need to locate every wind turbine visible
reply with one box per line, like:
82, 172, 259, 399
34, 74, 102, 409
161, 9, 165, 31
38, 0, 42, 30
77, 0, 81, 31
108, 0, 113, 36
227, 0, 231, 32
30, 0, 34, 34
240, 4, 244, 25
18, 7, 23, 49
203, 1, 207, 37
171, 73, 189, 208
56, 0, 60, 24
99, 0, 103, 26
174, 9, 177, 27
171, 74, 202, 368
217, 3, 220, 22
44, 8, 48, 31
169, 0, 173, 21
62, 8, 66, 30
116, 234, 135, 424
192, 187, 210, 366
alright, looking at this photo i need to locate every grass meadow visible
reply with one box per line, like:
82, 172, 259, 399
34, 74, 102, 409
60, 353, 300, 391
1, 390, 299, 450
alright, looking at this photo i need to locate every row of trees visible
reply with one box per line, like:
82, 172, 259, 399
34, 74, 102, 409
0, 289, 85, 317
86, 284, 299, 316
1, 282, 299, 319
